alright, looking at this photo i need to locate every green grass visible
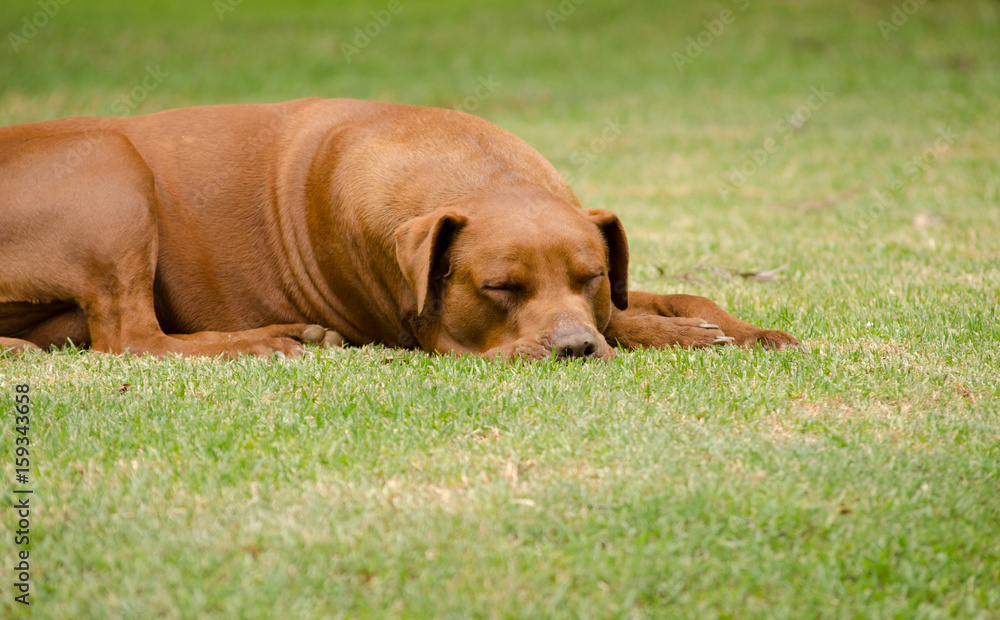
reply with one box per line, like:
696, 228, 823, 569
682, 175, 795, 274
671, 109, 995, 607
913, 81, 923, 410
2, 0, 999, 617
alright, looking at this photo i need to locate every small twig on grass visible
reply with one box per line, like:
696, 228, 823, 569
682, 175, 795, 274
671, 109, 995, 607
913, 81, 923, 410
733, 264, 788, 281
667, 259, 788, 283
665, 257, 713, 284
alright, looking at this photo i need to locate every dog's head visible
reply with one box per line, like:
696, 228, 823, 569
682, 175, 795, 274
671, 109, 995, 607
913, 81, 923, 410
395, 189, 628, 360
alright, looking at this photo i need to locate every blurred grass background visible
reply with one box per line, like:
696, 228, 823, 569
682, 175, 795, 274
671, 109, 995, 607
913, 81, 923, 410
2, 0, 999, 618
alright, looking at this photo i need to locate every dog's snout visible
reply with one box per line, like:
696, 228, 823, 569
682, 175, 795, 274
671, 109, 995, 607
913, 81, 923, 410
552, 329, 599, 360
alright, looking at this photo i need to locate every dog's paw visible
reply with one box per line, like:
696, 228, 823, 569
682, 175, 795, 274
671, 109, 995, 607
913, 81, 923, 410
321, 331, 346, 348
625, 316, 728, 348
300, 325, 326, 344
668, 317, 732, 348
603, 314, 729, 350
738, 329, 804, 351
298, 325, 346, 348
0, 338, 42, 354
244, 338, 307, 359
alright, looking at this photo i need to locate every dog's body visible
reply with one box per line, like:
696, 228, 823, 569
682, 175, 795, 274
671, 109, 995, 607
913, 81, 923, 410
0, 98, 799, 359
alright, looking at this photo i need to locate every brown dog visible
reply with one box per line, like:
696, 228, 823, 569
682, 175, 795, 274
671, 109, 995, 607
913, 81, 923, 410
0, 98, 799, 359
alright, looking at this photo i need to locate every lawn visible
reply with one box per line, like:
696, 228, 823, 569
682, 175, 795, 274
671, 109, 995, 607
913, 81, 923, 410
2, 0, 999, 617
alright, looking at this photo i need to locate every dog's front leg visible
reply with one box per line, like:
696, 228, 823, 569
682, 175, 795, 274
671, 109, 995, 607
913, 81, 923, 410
608, 291, 802, 350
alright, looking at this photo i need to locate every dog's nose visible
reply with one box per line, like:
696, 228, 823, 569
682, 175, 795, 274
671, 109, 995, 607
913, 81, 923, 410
551, 329, 599, 359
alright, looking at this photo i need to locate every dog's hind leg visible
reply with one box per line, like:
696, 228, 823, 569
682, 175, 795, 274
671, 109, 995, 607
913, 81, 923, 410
0, 131, 305, 358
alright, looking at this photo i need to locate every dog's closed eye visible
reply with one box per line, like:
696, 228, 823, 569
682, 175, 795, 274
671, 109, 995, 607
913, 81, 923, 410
481, 282, 523, 294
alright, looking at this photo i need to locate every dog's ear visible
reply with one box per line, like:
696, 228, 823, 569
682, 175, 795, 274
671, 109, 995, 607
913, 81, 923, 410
585, 209, 629, 310
395, 210, 469, 316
